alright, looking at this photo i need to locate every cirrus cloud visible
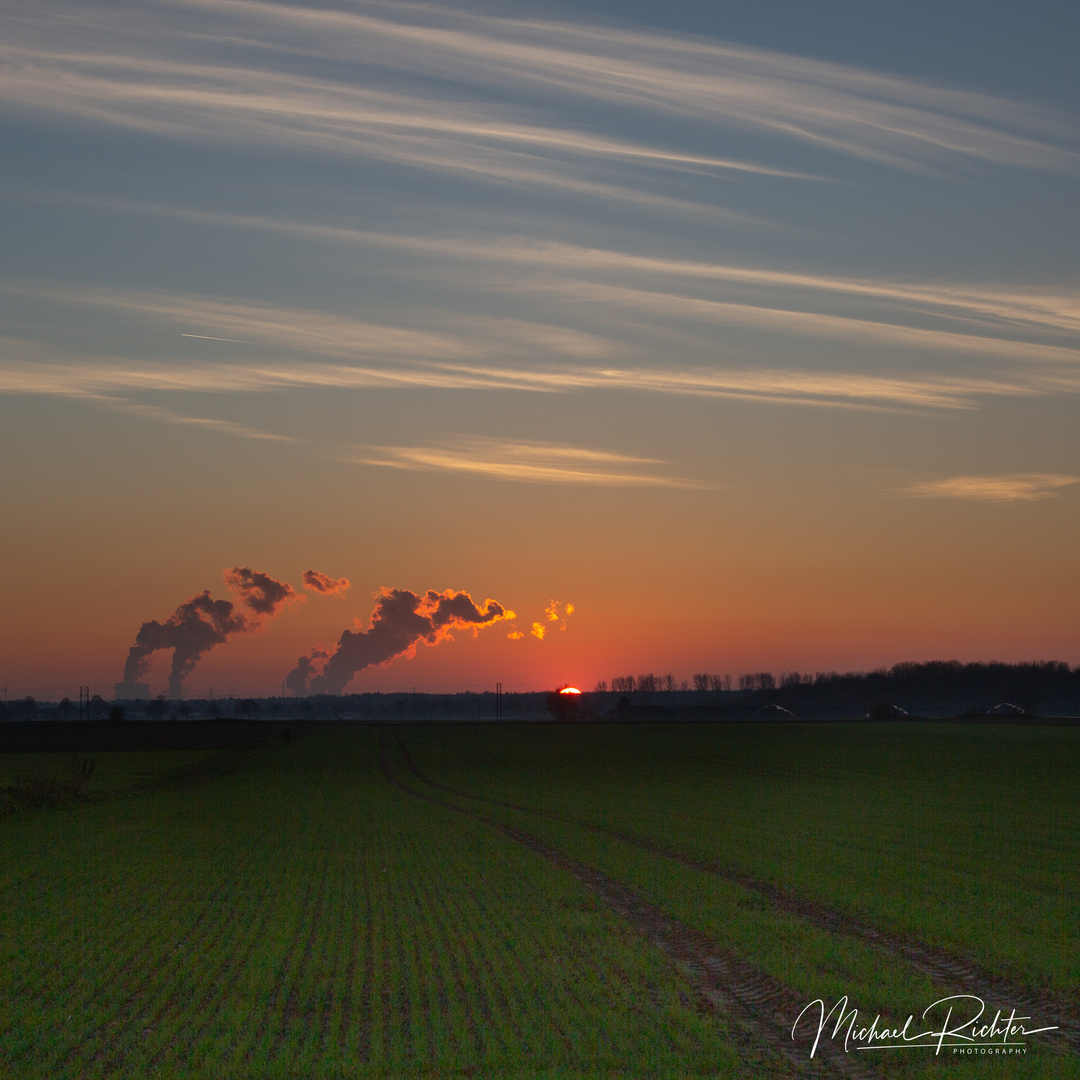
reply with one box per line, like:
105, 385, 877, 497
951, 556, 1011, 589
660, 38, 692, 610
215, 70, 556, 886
899, 473, 1080, 502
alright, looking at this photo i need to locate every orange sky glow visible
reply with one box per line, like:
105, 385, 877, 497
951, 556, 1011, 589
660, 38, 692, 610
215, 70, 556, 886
1, 1, 1077, 698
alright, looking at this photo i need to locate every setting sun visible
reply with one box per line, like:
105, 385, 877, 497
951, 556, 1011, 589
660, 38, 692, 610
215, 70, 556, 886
559, 686, 582, 695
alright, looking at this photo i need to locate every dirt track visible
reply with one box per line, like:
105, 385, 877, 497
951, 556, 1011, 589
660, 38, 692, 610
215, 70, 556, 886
390, 733, 1079, 1060
379, 731, 877, 1079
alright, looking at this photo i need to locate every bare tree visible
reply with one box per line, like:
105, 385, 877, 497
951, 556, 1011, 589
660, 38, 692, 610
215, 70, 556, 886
740, 672, 775, 691
693, 673, 710, 692
546, 688, 578, 722
238, 698, 261, 720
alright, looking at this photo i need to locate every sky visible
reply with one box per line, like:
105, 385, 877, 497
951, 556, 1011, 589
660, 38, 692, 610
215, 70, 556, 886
1, 0, 1078, 699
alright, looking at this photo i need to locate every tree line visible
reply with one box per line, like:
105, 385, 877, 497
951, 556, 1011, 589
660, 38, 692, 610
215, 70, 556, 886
593, 660, 1080, 716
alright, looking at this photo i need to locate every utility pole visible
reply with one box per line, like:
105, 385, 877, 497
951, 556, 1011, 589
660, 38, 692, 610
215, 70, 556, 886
495, 681, 502, 722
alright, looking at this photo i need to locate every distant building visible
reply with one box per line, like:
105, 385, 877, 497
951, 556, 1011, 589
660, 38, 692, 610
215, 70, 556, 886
115, 682, 150, 701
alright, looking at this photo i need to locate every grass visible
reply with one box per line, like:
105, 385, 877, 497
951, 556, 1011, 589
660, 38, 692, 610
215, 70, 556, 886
1, 721, 1076, 1078
0, 750, 221, 810
0, 729, 741, 1079
400, 722, 1080, 993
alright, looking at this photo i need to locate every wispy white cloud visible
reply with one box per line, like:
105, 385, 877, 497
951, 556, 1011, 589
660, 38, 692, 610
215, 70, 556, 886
350, 436, 706, 487
171, 0, 1080, 172
538, 280, 1080, 369
0, 284, 618, 364
0, 44, 777, 220
67, 201, 1080, 340
3, 3, 1078, 428
5, 269, 1080, 413
1, 0, 1076, 208
899, 473, 1080, 501
90, 394, 298, 442
0, 350, 1054, 414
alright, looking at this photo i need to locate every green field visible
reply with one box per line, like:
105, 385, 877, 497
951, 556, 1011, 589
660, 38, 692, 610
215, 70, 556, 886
1, 722, 1077, 1078
0, 750, 221, 809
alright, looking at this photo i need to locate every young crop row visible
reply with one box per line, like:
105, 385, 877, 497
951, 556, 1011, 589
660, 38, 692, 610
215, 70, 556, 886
400, 722, 1080, 993
395, 723, 1080, 1078
2, 727, 744, 1079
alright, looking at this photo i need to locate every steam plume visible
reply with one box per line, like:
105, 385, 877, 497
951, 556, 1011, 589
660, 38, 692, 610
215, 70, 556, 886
302, 569, 351, 596
225, 566, 298, 614
285, 646, 330, 697
123, 567, 297, 697
516, 599, 575, 641
287, 587, 511, 695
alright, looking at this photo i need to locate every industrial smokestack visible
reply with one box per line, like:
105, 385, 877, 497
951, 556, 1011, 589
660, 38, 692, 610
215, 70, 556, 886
287, 587, 511, 695
122, 567, 297, 698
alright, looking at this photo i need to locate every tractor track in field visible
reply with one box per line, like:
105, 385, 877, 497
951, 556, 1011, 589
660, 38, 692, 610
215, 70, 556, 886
378, 731, 874, 1080
393, 735, 1080, 1058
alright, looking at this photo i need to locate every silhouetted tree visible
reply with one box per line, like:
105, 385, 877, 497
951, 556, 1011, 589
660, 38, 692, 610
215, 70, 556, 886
546, 688, 579, 722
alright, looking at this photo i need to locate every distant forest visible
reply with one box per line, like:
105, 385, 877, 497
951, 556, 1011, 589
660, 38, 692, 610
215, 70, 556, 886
4, 660, 1079, 721
597, 660, 1080, 718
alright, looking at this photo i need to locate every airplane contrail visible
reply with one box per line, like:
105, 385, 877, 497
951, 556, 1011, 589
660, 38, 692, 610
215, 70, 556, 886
181, 333, 256, 344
